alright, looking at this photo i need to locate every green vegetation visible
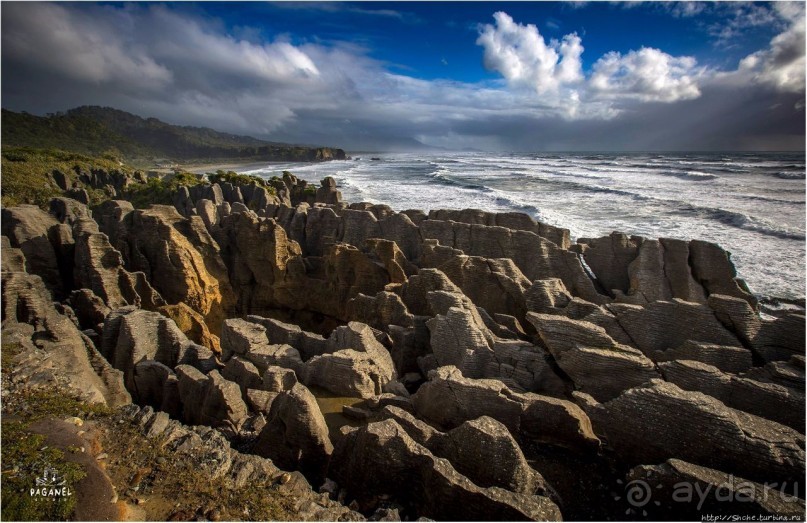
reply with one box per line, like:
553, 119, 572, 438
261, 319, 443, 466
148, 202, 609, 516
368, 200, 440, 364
2, 344, 111, 521
1, 147, 131, 208
2, 107, 346, 164
1, 422, 87, 521
302, 184, 318, 196
208, 169, 268, 188
126, 171, 206, 209
101, 418, 295, 521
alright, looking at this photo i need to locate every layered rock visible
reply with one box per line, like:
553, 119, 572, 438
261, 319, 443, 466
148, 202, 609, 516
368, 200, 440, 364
582, 380, 804, 485
330, 419, 561, 520
527, 313, 658, 401
176, 366, 248, 430
379, 407, 550, 496
610, 299, 743, 358
627, 459, 805, 519
574, 233, 756, 307
2, 249, 130, 407
96, 204, 236, 333
253, 382, 333, 485
72, 218, 164, 310
659, 359, 805, 430
412, 366, 599, 451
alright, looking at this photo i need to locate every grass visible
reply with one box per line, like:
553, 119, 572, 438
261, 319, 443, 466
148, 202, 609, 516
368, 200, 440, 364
125, 171, 206, 209
207, 169, 276, 193
0, 147, 134, 208
1, 422, 88, 521
100, 419, 296, 521
1, 343, 295, 521
1, 343, 111, 521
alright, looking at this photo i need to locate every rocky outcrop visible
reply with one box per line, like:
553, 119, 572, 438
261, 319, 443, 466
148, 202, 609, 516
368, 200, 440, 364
627, 459, 805, 519
315, 177, 341, 205
330, 419, 561, 520
427, 297, 563, 394
118, 404, 361, 521
419, 220, 606, 304
412, 366, 599, 451
427, 208, 570, 249
176, 366, 248, 430
610, 299, 743, 358
303, 322, 397, 398
97, 204, 236, 333
527, 313, 659, 401
659, 359, 805, 430
2, 205, 68, 297
101, 307, 218, 391
582, 380, 804, 485
752, 313, 806, 363
253, 382, 333, 485
2, 253, 130, 407
574, 233, 756, 307
376, 407, 550, 496
157, 302, 221, 354
72, 218, 164, 310
652, 340, 754, 374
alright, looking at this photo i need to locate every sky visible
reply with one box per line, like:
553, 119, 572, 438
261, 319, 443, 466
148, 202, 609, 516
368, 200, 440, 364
2, 1, 805, 151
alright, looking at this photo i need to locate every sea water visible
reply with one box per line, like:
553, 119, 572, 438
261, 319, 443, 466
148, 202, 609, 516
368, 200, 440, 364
239, 152, 806, 302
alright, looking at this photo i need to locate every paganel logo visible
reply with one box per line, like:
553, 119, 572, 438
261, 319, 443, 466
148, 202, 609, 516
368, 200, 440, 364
30, 466, 72, 498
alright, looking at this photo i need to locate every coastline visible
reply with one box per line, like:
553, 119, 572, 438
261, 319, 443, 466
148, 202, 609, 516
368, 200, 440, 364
1, 166, 804, 522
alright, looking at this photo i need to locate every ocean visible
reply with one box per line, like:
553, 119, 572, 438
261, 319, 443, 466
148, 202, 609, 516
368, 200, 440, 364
237, 152, 806, 303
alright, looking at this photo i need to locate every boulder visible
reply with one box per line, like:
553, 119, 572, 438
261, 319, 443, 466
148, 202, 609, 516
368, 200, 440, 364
659, 360, 804, 430
330, 419, 561, 520
584, 380, 804, 486
627, 459, 805, 519
527, 312, 659, 401
221, 318, 268, 359
432, 416, 549, 496
412, 366, 599, 451
157, 303, 221, 354
253, 383, 333, 485
221, 356, 263, 396
176, 366, 248, 430
610, 299, 743, 358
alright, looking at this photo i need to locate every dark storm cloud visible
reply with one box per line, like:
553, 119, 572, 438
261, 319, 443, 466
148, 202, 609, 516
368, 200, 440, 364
2, 2, 804, 151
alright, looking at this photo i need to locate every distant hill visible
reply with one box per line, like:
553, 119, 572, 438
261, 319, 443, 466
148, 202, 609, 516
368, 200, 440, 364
1, 106, 346, 162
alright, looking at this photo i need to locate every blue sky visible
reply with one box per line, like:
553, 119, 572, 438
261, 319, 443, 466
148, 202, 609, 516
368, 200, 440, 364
195, 2, 781, 79
2, 1, 805, 150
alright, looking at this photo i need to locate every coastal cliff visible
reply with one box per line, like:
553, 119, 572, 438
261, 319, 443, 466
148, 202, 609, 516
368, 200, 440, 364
1, 170, 804, 521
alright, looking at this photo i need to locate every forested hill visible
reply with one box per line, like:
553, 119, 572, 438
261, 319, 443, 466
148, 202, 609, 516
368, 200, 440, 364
1, 106, 346, 162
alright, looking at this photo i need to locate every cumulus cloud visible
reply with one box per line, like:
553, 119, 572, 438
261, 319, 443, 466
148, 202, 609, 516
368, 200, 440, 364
476, 11, 702, 106
0, 3, 803, 151
589, 48, 702, 102
735, 2, 805, 93
476, 12, 583, 93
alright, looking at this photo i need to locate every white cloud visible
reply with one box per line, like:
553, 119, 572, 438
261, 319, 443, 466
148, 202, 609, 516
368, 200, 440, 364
476, 12, 584, 93
589, 47, 702, 102
476, 11, 702, 106
1, 3, 802, 151
2, 3, 172, 90
735, 1, 805, 93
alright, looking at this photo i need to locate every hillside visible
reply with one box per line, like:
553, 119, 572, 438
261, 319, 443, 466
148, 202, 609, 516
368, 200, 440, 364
1, 107, 346, 163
